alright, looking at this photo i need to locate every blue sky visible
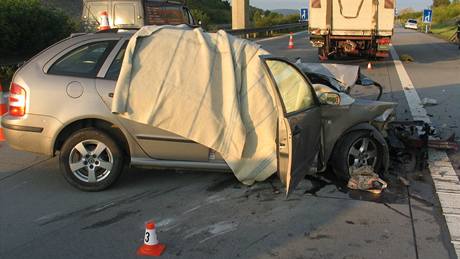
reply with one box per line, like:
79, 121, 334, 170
249, 0, 433, 11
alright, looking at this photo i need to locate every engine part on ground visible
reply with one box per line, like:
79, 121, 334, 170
398, 176, 410, 186
387, 121, 459, 174
421, 97, 438, 106
347, 166, 388, 194
388, 121, 458, 151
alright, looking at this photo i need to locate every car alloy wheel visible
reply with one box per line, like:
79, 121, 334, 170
331, 130, 384, 181
69, 139, 114, 183
60, 128, 124, 191
347, 136, 378, 172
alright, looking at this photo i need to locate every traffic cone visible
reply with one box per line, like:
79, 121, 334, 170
137, 221, 166, 256
288, 33, 295, 49
99, 11, 111, 31
367, 62, 373, 70
0, 82, 7, 142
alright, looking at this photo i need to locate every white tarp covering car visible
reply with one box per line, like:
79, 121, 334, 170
112, 25, 282, 186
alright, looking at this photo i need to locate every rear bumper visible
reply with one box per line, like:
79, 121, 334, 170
1, 114, 62, 156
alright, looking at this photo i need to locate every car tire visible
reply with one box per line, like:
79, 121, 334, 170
59, 128, 124, 191
331, 131, 384, 182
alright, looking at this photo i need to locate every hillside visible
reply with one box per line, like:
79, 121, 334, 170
41, 0, 82, 17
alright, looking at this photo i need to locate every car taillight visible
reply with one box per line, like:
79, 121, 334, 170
377, 38, 391, 45
9, 83, 26, 117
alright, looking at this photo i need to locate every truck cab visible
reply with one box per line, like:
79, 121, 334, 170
82, 0, 196, 31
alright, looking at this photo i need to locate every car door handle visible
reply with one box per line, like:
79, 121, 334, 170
108, 93, 114, 98
292, 125, 302, 136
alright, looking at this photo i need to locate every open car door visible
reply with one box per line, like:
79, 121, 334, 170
264, 58, 322, 196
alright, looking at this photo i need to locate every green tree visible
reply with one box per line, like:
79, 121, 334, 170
0, 0, 77, 57
191, 9, 210, 27
433, 0, 451, 7
188, 0, 231, 24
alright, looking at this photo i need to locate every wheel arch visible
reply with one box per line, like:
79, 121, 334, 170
53, 118, 131, 162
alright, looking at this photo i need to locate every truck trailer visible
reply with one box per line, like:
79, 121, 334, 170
308, 0, 395, 60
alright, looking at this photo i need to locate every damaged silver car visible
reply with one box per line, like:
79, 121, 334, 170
2, 28, 396, 193
297, 62, 396, 181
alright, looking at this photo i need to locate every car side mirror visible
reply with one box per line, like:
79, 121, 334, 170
319, 92, 341, 105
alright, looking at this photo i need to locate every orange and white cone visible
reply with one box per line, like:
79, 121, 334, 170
99, 11, 111, 31
288, 33, 295, 49
0, 82, 7, 142
367, 62, 373, 70
137, 222, 166, 257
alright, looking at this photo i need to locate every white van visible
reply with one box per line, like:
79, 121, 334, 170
82, 0, 196, 31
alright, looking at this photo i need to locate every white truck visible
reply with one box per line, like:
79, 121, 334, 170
308, 0, 395, 60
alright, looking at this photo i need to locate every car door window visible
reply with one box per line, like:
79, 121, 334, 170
106, 42, 128, 80
49, 41, 116, 78
266, 60, 315, 114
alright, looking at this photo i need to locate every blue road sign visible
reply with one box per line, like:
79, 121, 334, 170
423, 9, 432, 23
300, 8, 308, 22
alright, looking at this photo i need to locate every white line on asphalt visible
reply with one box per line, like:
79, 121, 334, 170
390, 45, 460, 257
256, 31, 306, 43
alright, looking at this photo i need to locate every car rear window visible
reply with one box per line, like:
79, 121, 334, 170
49, 41, 116, 78
408, 19, 417, 24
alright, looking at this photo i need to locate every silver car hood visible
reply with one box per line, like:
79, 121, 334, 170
297, 62, 360, 90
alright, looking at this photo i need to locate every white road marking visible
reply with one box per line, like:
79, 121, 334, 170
390, 45, 460, 256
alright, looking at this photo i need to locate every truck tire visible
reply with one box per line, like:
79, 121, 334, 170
59, 128, 125, 191
331, 131, 385, 181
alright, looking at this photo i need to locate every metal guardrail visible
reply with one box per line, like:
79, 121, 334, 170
449, 31, 458, 42
226, 22, 308, 38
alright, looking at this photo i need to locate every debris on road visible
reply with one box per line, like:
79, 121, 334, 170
387, 121, 459, 179
421, 97, 438, 106
347, 166, 388, 194
398, 176, 410, 186
388, 121, 459, 152
427, 134, 459, 151
400, 54, 414, 62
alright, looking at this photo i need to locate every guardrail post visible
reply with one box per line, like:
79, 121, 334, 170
232, 0, 249, 30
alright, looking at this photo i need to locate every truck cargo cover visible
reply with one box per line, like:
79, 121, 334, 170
112, 25, 279, 185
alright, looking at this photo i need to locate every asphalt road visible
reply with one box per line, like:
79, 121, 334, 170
1, 28, 459, 259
